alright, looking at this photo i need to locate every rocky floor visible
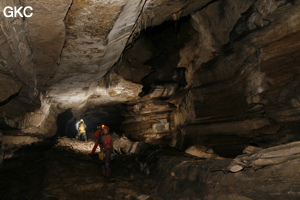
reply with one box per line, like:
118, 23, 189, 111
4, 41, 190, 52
0, 138, 159, 200
1, 137, 300, 200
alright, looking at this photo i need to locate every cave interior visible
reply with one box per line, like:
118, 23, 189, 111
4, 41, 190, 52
0, 0, 300, 199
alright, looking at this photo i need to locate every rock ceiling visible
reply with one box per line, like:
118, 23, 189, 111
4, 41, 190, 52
0, 0, 300, 150
0, 0, 211, 134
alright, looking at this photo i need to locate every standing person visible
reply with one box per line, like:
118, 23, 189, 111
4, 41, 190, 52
75, 119, 87, 142
90, 125, 105, 154
101, 126, 113, 177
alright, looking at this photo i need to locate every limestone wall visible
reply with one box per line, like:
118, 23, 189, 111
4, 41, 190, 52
179, 0, 300, 150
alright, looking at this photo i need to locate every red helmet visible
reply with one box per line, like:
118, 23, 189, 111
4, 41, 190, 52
103, 126, 109, 130
97, 125, 109, 130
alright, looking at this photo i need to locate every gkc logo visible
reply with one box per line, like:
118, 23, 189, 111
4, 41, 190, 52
3, 6, 33, 18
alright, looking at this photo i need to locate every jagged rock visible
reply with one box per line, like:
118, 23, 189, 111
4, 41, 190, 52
1, 1, 300, 200
112, 133, 147, 155
0, 74, 21, 102
152, 147, 300, 199
2, 135, 43, 159
228, 141, 300, 172
137, 194, 152, 200
0, 0, 299, 152
24, 0, 72, 89
140, 162, 150, 175
149, 84, 178, 98
185, 145, 221, 159
56, 137, 94, 154
121, 99, 174, 145
242, 145, 262, 154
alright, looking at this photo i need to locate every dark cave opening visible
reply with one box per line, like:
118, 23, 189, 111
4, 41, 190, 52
56, 104, 126, 140
132, 16, 192, 96
81, 104, 126, 136
56, 108, 73, 137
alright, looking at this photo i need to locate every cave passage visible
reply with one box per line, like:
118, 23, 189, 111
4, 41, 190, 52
56, 104, 126, 140
0, 143, 156, 200
1, 1, 300, 199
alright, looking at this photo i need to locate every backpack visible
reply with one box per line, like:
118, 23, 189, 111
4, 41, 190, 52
98, 134, 105, 145
79, 123, 85, 133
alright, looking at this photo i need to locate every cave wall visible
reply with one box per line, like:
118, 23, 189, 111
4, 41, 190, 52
0, 0, 299, 153
117, 18, 194, 145
0, 0, 38, 128
151, 146, 300, 199
179, 0, 300, 150
0, 0, 72, 133
117, 0, 300, 150
0, 0, 144, 135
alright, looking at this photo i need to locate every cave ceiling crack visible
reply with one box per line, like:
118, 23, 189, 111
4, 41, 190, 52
43, 0, 74, 91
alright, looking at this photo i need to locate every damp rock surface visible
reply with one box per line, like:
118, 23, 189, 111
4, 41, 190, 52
1, 139, 300, 200
0, 140, 157, 200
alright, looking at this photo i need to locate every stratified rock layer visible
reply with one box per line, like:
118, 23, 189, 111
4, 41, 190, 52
152, 142, 300, 200
0, 0, 300, 158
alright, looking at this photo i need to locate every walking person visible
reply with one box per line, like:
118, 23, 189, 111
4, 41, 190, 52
75, 119, 87, 142
90, 125, 105, 154
100, 126, 113, 177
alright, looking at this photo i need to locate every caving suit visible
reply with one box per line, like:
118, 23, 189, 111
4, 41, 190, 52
91, 129, 103, 154
101, 133, 113, 177
75, 121, 87, 141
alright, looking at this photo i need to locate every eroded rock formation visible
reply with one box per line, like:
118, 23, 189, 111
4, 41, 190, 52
151, 141, 300, 199
0, 0, 299, 187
